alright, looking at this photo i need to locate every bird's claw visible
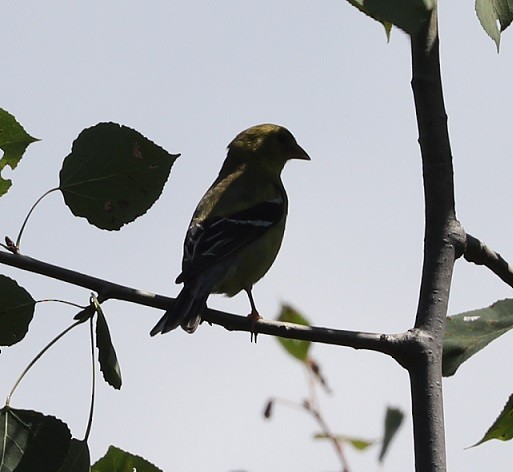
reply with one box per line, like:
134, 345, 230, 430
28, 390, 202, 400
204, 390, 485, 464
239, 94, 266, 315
247, 311, 262, 343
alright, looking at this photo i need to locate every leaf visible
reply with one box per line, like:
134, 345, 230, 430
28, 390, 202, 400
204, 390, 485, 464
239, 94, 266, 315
57, 439, 91, 472
475, 0, 513, 51
473, 393, 513, 446
73, 304, 96, 322
0, 108, 39, 197
345, 0, 433, 37
379, 406, 404, 462
276, 304, 311, 362
313, 433, 375, 451
472, 395, 513, 447
0, 406, 71, 472
92, 445, 163, 472
59, 122, 179, 230
92, 296, 122, 389
0, 275, 35, 346
443, 299, 513, 377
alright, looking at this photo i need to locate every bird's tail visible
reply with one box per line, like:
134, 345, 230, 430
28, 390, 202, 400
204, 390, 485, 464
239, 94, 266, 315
150, 284, 208, 336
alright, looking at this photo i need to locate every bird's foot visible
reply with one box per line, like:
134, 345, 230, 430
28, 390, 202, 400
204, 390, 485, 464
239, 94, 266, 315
247, 310, 262, 343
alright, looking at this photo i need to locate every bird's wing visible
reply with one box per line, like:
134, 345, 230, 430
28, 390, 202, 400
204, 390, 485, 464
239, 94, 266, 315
176, 192, 285, 282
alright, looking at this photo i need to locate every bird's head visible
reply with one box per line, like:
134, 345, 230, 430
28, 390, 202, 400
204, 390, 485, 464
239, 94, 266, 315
227, 124, 310, 174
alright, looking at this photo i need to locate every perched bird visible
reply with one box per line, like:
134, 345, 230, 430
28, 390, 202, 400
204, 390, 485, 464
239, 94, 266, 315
150, 124, 309, 337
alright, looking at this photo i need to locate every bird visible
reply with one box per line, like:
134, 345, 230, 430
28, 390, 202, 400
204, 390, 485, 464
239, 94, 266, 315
150, 123, 310, 339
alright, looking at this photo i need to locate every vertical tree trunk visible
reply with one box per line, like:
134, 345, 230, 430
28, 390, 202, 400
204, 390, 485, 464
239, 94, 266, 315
408, 4, 463, 471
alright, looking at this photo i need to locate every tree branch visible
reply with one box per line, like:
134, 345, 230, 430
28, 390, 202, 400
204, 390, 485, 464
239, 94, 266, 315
408, 4, 464, 471
0, 250, 410, 358
0, 250, 171, 308
464, 233, 513, 288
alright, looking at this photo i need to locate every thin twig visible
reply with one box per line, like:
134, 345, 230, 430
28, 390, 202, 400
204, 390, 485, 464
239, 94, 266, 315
464, 233, 513, 288
309, 407, 349, 472
304, 366, 350, 472
268, 370, 351, 472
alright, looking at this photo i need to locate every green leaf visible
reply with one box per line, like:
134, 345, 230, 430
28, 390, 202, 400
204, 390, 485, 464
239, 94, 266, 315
92, 296, 122, 389
0, 108, 39, 197
473, 393, 513, 446
379, 407, 404, 462
59, 122, 179, 230
475, 0, 513, 51
443, 299, 513, 377
0, 275, 35, 346
313, 433, 375, 451
92, 446, 162, 472
345, 0, 433, 37
0, 406, 71, 472
276, 304, 311, 362
57, 438, 90, 472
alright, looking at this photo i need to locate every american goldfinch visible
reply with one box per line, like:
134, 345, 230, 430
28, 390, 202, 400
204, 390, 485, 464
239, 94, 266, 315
150, 124, 309, 337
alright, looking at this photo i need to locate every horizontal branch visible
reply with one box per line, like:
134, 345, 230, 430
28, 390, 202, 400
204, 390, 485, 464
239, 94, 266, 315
205, 306, 409, 356
0, 250, 410, 359
0, 250, 171, 308
464, 233, 513, 289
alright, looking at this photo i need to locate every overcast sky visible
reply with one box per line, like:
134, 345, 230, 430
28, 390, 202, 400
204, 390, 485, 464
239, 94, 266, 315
2, 1, 513, 471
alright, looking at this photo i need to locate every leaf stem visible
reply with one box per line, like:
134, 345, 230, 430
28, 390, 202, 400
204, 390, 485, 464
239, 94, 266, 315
36, 299, 87, 309
84, 311, 96, 441
15, 187, 59, 249
5, 318, 84, 406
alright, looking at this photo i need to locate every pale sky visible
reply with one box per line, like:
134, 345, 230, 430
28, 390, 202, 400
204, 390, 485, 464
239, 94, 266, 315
2, 1, 513, 471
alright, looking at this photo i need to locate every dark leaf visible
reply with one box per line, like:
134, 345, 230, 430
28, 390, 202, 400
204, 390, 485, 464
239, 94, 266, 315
0, 406, 71, 472
0, 108, 39, 197
346, 0, 433, 36
0, 275, 35, 346
57, 438, 90, 472
93, 297, 122, 389
74, 304, 96, 322
59, 122, 179, 230
92, 445, 162, 472
379, 406, 404, 462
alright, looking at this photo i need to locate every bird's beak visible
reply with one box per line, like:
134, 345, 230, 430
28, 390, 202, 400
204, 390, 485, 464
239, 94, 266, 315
290, 143, 310, 161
